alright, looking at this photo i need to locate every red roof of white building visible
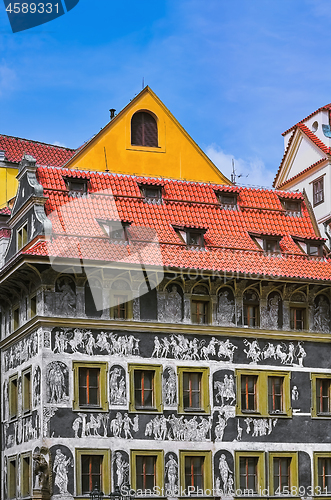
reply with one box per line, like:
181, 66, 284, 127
17, 166, 331, 282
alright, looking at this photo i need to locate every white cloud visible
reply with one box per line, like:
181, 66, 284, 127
53, 140, 67, 147
206, 144, 275, 188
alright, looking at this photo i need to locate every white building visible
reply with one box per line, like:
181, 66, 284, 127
273, 104, 331, 241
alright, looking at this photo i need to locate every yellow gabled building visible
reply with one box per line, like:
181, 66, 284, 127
0, 87, 230, 208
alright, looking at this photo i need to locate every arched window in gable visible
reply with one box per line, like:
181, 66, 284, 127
131, 111, 158, 147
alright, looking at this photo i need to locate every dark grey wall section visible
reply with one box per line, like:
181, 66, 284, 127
298, 451, 311, 490
291, 372, 311, 413
140, 288, 157, 320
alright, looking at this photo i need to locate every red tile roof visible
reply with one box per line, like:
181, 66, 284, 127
282, 104, 331, 136
0, 207, 11, 216
0, 134, 75, 167
19, 166, 331, 281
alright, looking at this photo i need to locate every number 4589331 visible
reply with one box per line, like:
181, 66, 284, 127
6, 3, 59, 14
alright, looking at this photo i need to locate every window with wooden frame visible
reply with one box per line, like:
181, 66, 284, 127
179, 451, 212, 494
76, 449, 110, 496
110, 281, 133, 320
243, 290, 259, 327
311, 374, 331, 417
65, 177, 88, 196
8, 456, 17, 499
313, 177, 324, 206
131, 450, 164, 493
216, 191, 238, 209
22, 367, 32, 414
129, 364, 162, 412
139, 184, 163, 203
173, 226, 207, 250
314, 453, 331, 494
235, 452, 265, 495
236, 369, 291, 417
17, 222, 28, 251
21, 452, 32, 498
9, 374, 18, 419
290, 307, 306, 330
13, 306, 19, 330
131, 111, 158, 147
269, 452, 298, 496
191, 299, 209, 324
73, 362, 108, 411
178, 367, 210, 414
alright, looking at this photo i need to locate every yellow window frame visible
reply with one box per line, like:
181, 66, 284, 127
76, 448, 111, 496
9, 374, 18, 420
311, 373, 331, 418
22, 366, 32, 414
177, 366, 210, 414
131, 449, 164, 493
269, 452, 298, 496
128, 363, 163, 413
8, 455, 17, 500
179, 450, 212, 494
110, 292, 133, 320
190, 296, 211, 325
236, 369, 292, 418
21, 451, 32, 498
314, 452, 331, 496
73, 361, 108, 411
235, 451, 265, 496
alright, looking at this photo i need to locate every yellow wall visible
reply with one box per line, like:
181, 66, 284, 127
66, 87, 230, 185
0, 167, 18, 208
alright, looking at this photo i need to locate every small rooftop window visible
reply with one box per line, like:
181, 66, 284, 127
174, 226, 207, 249
216, 191, 238, 209
281, 198, 302, 216
250, 233, 281, 253
139, 184, 162, 203
99, 220, 130, 243
294, 237, 323, 257
65, 178, 88, 196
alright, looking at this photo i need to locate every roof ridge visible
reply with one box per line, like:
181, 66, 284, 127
0, 133, 75, 151
282, 104, 331, 136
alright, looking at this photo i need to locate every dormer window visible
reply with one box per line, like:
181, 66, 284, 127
281, 198, 302, 216
250, 233, 281, 253
65, 178, 88, 196
139, 185, 162, 203
216, 191, 238, 209
294, 237, 323, 257
98, 220, 130, 243
174, 226, 207, 249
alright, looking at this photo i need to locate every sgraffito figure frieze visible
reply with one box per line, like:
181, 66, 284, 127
165, 452, 178, 495
145, 414, 212, 441
109, 365, 127, 406
113, 451, 130, 489
214, 451, 234, 497
3, 330, 38, 371
50, 445, 74, 498
46, 361, 69, 404
243, 339, 307, 366
4, 411, 40, 449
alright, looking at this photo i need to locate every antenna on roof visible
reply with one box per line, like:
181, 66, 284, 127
104, 147, 109, 172
230, 158, 248, 185
142, 77, 144, 89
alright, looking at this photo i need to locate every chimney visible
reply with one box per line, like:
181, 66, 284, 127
109, 109, 116, 120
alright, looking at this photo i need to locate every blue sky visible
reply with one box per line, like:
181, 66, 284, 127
1, 0, 331, 186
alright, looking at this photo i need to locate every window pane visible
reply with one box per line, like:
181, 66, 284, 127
241, 375, 257, 411
136, 456, 156, 491
81, 455, 102, 494
268, 377, 283, 413
134, 370, 154, 408
239, 457, 258, 493
79, 368, 100, 407
274, 457, 290, 492
185, 456, 204, 490
317, 379, 331, 413
183, 372, 202, 410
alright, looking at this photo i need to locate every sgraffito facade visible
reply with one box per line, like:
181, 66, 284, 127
1, 109, 331, 500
